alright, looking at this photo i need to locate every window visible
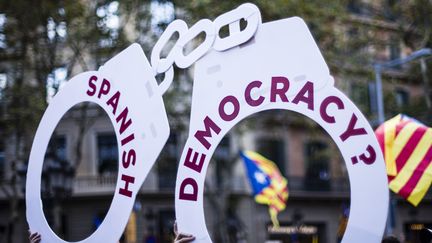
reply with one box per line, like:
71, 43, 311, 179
158, 209, 175, 242
347, 0, 373, 16
368, 82, 378, 114
389, 41, 401, 62
97, 134, 118, 174
0, 73, 6, 99
351, 82, 371, 115
304, 141, 330, 191
395, 88, 409, 107
347, 0, 362, 14
46, 135, 67, 162
0, 13, 6, 49
0, 141, 4, 177
384, 0, 397, 21
157, 132, 178, 189
214, 137, 231, 161
214, 136, 231, 187
256, 138, 286, 176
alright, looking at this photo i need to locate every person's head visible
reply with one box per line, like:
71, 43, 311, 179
382, 235, 400, 243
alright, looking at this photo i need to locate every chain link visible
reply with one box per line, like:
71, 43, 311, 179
151, 3, 262, 94
213, 3, 261, 51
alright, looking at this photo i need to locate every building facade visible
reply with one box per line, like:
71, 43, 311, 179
1, 106, 431, 243
1, 1, 432, 243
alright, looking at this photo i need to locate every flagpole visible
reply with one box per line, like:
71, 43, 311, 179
374, 48, 432, 126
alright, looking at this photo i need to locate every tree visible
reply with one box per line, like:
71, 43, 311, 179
0, 0, 155, 240
0, 1, 80, 241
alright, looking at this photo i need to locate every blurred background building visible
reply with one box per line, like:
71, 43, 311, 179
0, 0, 431, 243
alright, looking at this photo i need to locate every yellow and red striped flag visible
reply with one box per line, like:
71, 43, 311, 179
240, 151, 288, 227
375, 114, 432, 206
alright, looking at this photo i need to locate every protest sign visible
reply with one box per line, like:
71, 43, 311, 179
26, 44, 170, 243
174, 13, 389, 243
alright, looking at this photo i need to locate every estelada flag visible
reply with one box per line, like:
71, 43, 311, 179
240, 150, 288, 227
375, 114, 432, 206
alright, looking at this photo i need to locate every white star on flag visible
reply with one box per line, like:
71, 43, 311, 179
254, 171, 267, 184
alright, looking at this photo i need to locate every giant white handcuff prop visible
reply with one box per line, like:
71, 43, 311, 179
26, 3, 388, 243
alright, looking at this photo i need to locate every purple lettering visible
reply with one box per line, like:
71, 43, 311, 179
121, 133, 135, 146
270, 76, 289, 102
320, 96, 345, 123
219, 95, 240, 122
179, 178, 198, 201
86, 76, 98, 96
107, 91, 120, 115
292, 81, 314, 110
98, 78, 111, 98
340, 114, 367, 142
184, 147, 206, 173
122, 149, 136, 169
116, 107, 132, 134
194, 116, 221, 150
245, 81, 264, 107
359, 145, 376, 165
119, 174, 135, 198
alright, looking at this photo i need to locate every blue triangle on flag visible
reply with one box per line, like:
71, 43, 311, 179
240, 151, 271, 195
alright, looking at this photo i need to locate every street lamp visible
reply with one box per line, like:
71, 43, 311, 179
16, 143, 75, 240
374, 48, 432, 124
42, 150, 74, 237
18, 150, 75, 237
373, 48, 432, 236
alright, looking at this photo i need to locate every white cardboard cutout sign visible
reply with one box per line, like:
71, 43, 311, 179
174, 17, 389, 243
26, 44, 170, 243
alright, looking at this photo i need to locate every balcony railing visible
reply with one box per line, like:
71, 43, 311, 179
288, 176, 350, 193
0, 180, 23, 199
230, 175, 351, 197
70, 175, 352, 196
73, 175, 117, 195
0, 174, 423, 201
